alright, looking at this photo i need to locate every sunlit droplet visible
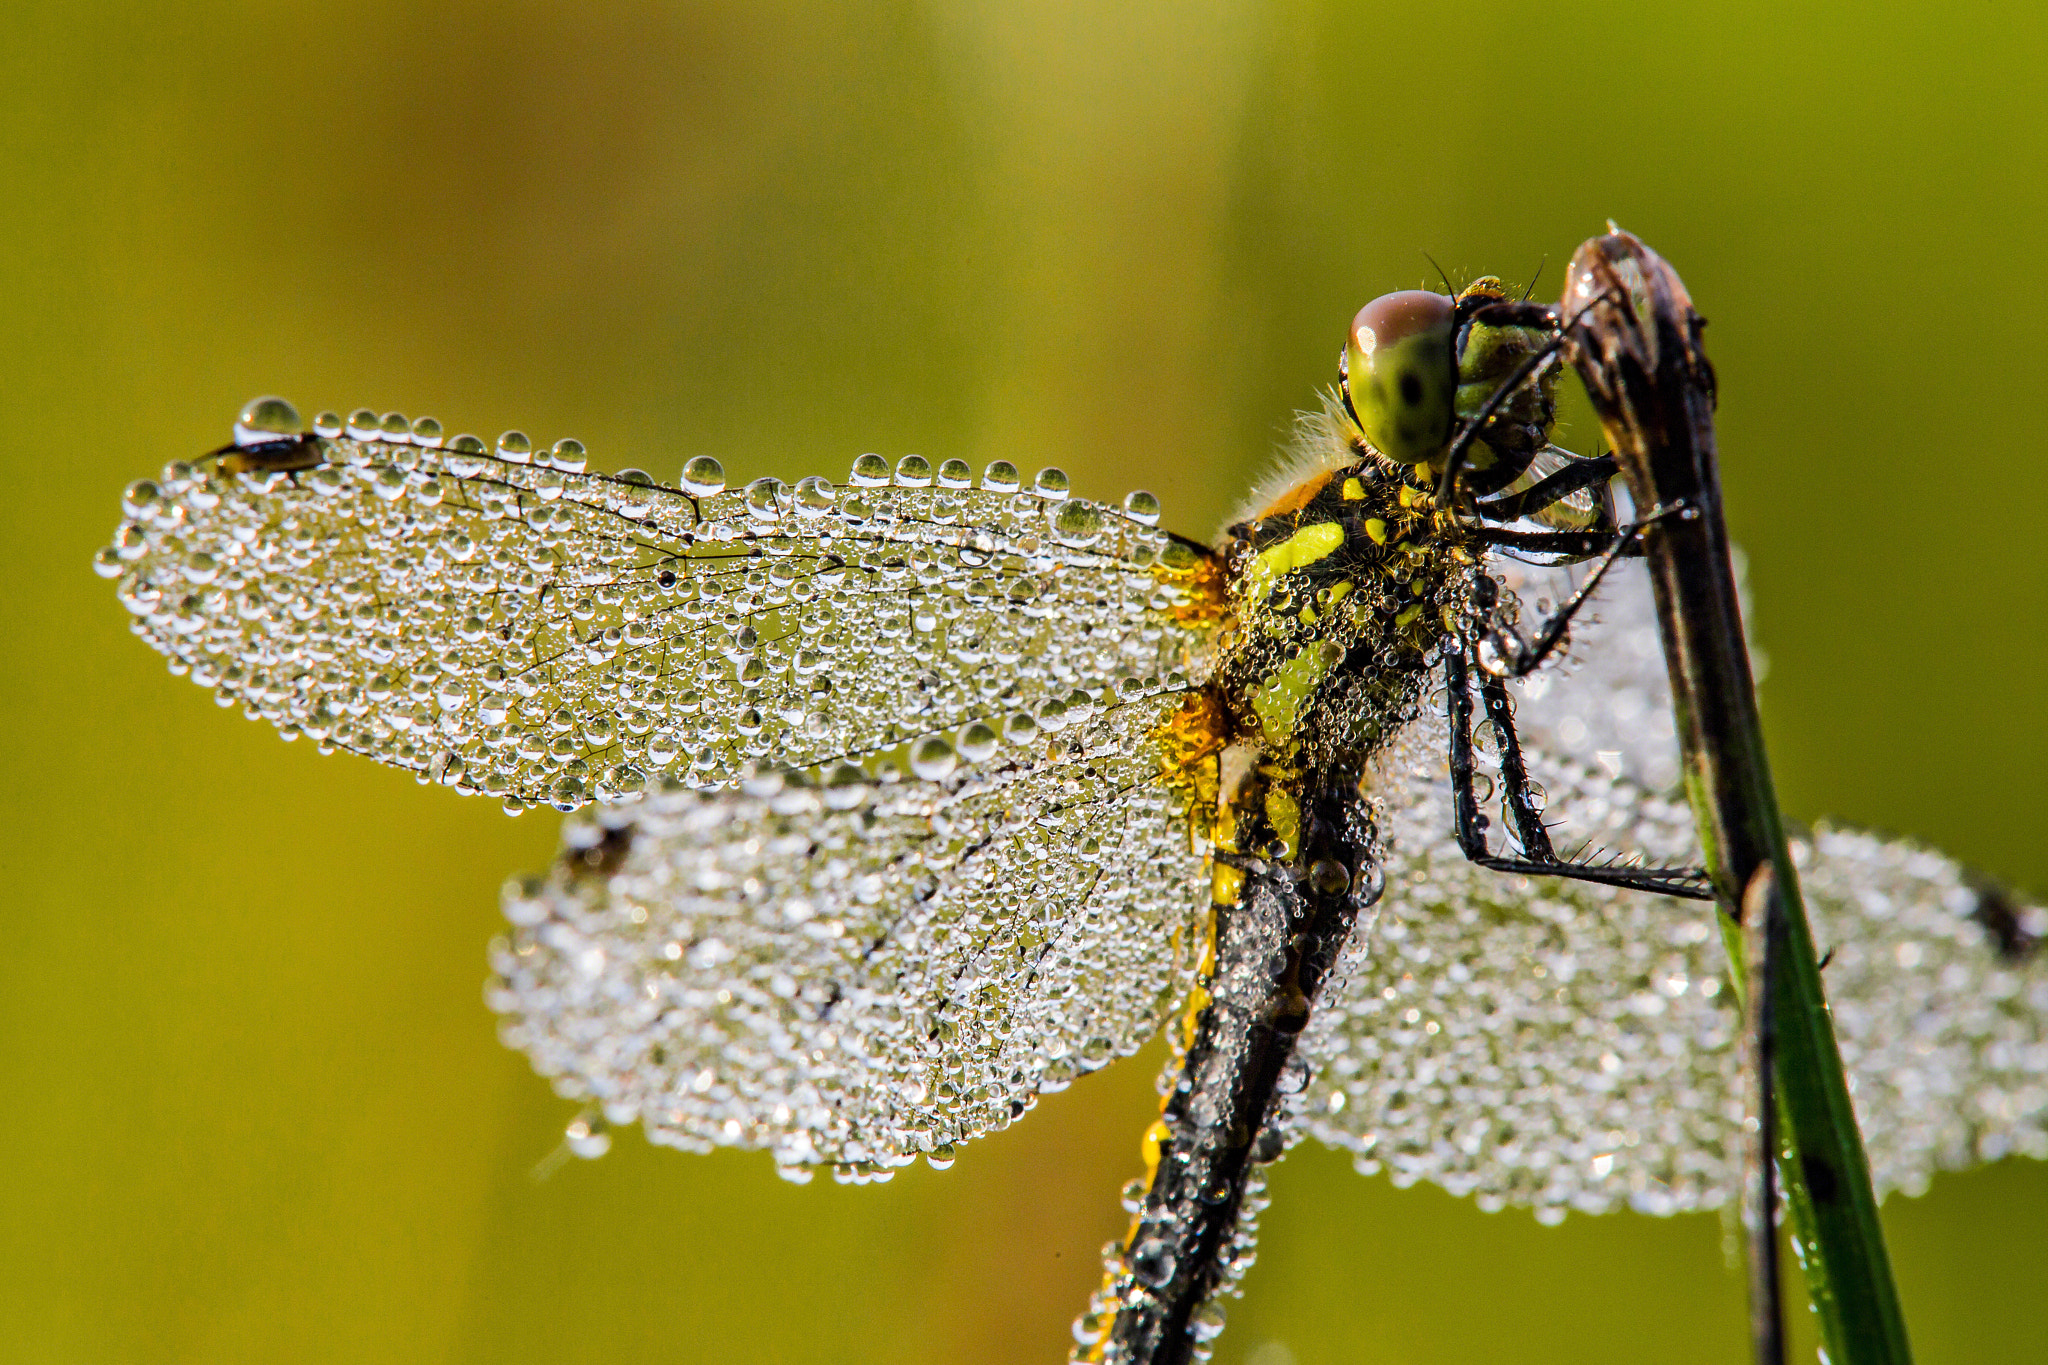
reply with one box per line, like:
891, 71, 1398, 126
681, 455, 726, 496
233, 396, 303, 447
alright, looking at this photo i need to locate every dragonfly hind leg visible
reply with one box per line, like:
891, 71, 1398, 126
1444, 643, 1713, 900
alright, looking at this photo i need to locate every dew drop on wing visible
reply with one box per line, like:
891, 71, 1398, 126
680, 454, 726, 496
233, 396, 303, 447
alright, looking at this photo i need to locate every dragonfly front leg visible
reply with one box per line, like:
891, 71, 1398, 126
1444, 641, 1714, 900
1467, 508, 1671, 677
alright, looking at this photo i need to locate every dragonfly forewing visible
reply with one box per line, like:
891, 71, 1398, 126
104, 421, 1217, 810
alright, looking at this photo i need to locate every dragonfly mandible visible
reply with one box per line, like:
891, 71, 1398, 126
98, 277, 2048, 1365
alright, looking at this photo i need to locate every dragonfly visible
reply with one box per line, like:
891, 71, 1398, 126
98, 278, 2048, 1365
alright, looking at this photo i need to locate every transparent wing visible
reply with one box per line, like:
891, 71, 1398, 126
102, 420, 1217, 808
1293, 558, 2048, 1220
486, 688, 1212, 1177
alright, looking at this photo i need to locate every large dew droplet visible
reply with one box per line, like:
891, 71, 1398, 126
1032, 466, 1070, 498
936, 458, 973, 488
956, 720, 998, 763
233, 396, 303, 447
549, 437, 587, 472
1049, 498, 1104, 548
895, 454, 932, 487
909, 734, 957, 780
745, 477, 784, 521
496, 430, 533, 462
681, 455, 726, 496
849, 452, 891, 486
1122, 490, 1162, 525
982, 460, 1021, 493
346, 409, 381, 440
410, 416, 444, 447
795, 475, 835, 515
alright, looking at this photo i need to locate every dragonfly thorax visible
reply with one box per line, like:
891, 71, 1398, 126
1209, 458, 1475, 792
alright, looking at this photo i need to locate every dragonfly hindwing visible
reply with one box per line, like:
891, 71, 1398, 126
489, 690, 1212, 1177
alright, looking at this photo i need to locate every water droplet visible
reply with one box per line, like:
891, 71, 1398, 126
936, 458, 973, 488
346, 409, 381, 440
496, 430, 533, 462
956, 721, 998, 762
549, 437, 586, 472
909, 734, 957, 780
1130, 1237, 1176, 1288
821, 761, 869, 810
981, 460, 1021, 493
122, 480, 161, 517
448, 434, 486, 454
183, 550, 219, 584
1119, 1177, 1147, 1212
847, 452, 891, 486
1310, 859, 1350, 896
410, 416, 444, 446
926, 1143, 957, 1170
745, 477, 784, 521
894, 454, 932, 486
311, 411, 343, 438
795, 475, 836, 515
1355, 858, 1387, 906
565, 1113, 612, 1159
379, 412, 411, 442
1003, 711, 1039, 745
1032, 466, 1070, 498
1122, 490, 1162, 525
233, 396, 303, 447
681, 455, 726, 496
1049, 499, 1104, 548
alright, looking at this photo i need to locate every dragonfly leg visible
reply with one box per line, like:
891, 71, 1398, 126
1444, 642, 1715, 900
1473, 500, 1694, 677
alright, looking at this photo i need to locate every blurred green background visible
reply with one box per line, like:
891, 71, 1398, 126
6, 1, 2045, 1361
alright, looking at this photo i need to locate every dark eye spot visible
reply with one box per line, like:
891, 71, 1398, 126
1399, 372, 1424, 406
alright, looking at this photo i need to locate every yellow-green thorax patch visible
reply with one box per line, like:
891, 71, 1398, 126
1199, 454, 1474, 866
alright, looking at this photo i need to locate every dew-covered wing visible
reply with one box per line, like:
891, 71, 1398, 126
1291, 558, 2048, 1220
487, 689, 1211, 1175
101, 417, 1215, 808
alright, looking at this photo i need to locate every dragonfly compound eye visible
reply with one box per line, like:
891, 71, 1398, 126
1343, 290, 1456, 465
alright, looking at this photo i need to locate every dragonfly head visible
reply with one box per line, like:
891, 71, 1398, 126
1340, 280, 1563, 494
1340, 290, 1457, 467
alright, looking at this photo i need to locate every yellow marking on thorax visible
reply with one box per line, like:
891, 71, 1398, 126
1244, 521, 1345, 607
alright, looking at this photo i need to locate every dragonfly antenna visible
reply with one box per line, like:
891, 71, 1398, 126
1421, 250, 1456, 296
1522, 257, 1546, 301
